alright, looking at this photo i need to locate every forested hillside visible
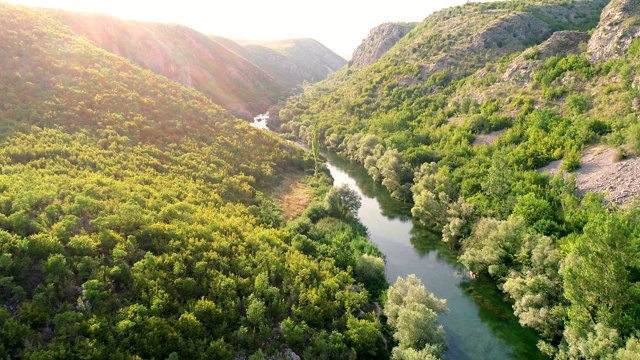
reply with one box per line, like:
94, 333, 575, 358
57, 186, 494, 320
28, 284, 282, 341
48, 11, 345, 120
0, 3, 389, 358
278, 0, 640, 357
51, 11, 285, 120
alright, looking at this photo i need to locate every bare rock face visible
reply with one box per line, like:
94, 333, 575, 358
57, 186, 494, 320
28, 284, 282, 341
588, 0, 640, 63
349, 22, 415, 68
283, 348, 301, 360
536, 31, 591, 60
470, 13, 552, 53
503, 31, 590, 84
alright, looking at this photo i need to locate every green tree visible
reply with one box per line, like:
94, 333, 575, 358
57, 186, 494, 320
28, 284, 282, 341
0, 307, 31, 357
324, 184, 361, 219
503, 235, 565, 341
558, 323, 624, 360
377, 148, 411, 200
245, 297, 266, 326
282, 317, 310, 350
565, 94, 589, 116
512, 193, 554, 227
483, 150, 513, 201
460, 217, 526, 279
354, 254, 387, 299
616, 336, 640, 360
391, 344, 440, 360
304, 330, 352, 359
384, 275, 447, 358
312, 124, 321, 179
442, 199, 474, 249
79, 279, 110, 311
411, 163, 454, 229
561, 146, 581, 171
394, 302, 445, 350
561, 214, 640, 350
346, 315, 384, 359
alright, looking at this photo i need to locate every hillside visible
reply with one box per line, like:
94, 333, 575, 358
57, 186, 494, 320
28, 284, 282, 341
348, 22, 416, 69
51, 11, 285, 120
278, 0, 640, 358
238, 38, 347, 88
278, 0, 610, 192
278, 0, 609, 137
0, 2, 389, 359
46, 11, 345, 121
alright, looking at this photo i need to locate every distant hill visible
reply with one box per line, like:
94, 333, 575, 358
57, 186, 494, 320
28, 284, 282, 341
236, 38, 347, 88
51, 11, 285, 119
49, 11, 345, 120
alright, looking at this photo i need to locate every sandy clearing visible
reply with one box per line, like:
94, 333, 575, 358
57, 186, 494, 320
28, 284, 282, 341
538, 146, 640, 206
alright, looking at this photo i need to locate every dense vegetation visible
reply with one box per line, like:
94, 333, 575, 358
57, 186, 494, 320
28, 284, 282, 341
278, 0, 640, 357
0, 3, 389, 359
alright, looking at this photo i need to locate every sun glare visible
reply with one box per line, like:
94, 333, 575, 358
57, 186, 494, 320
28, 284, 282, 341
5, 0, 474, 57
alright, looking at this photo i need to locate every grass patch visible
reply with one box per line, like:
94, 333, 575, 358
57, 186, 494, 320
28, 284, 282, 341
271, 171, 314, 220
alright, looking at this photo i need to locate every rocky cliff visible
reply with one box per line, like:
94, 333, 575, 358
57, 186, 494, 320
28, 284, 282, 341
588, 0, 640, 63
349, 22, 416, 68
470, 12, 552, 53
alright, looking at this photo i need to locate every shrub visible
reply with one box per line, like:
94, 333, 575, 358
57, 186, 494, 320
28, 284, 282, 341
566, 94, 589, 115
323, 184, 361, 219
627, 38, 640, 58
562, 147, 581, 171
628, 124, 640, 155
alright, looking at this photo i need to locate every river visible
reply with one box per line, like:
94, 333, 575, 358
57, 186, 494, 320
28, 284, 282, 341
251, 120, 544, 359
324, 153, 544, 360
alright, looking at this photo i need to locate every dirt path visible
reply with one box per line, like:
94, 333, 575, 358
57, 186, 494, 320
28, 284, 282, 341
538, 146, 640, 206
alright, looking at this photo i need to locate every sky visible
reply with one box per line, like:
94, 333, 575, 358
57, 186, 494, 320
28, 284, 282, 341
5, 0, 480, 58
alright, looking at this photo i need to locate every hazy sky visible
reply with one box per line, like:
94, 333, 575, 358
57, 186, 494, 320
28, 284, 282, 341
6, 0, 482, 58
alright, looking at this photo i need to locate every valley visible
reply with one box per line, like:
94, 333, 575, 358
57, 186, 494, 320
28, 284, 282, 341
2, 0, 640, 359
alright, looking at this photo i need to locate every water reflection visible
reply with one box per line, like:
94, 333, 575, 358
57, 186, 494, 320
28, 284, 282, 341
409, 225, 454, 261
324, 152, 412, 221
